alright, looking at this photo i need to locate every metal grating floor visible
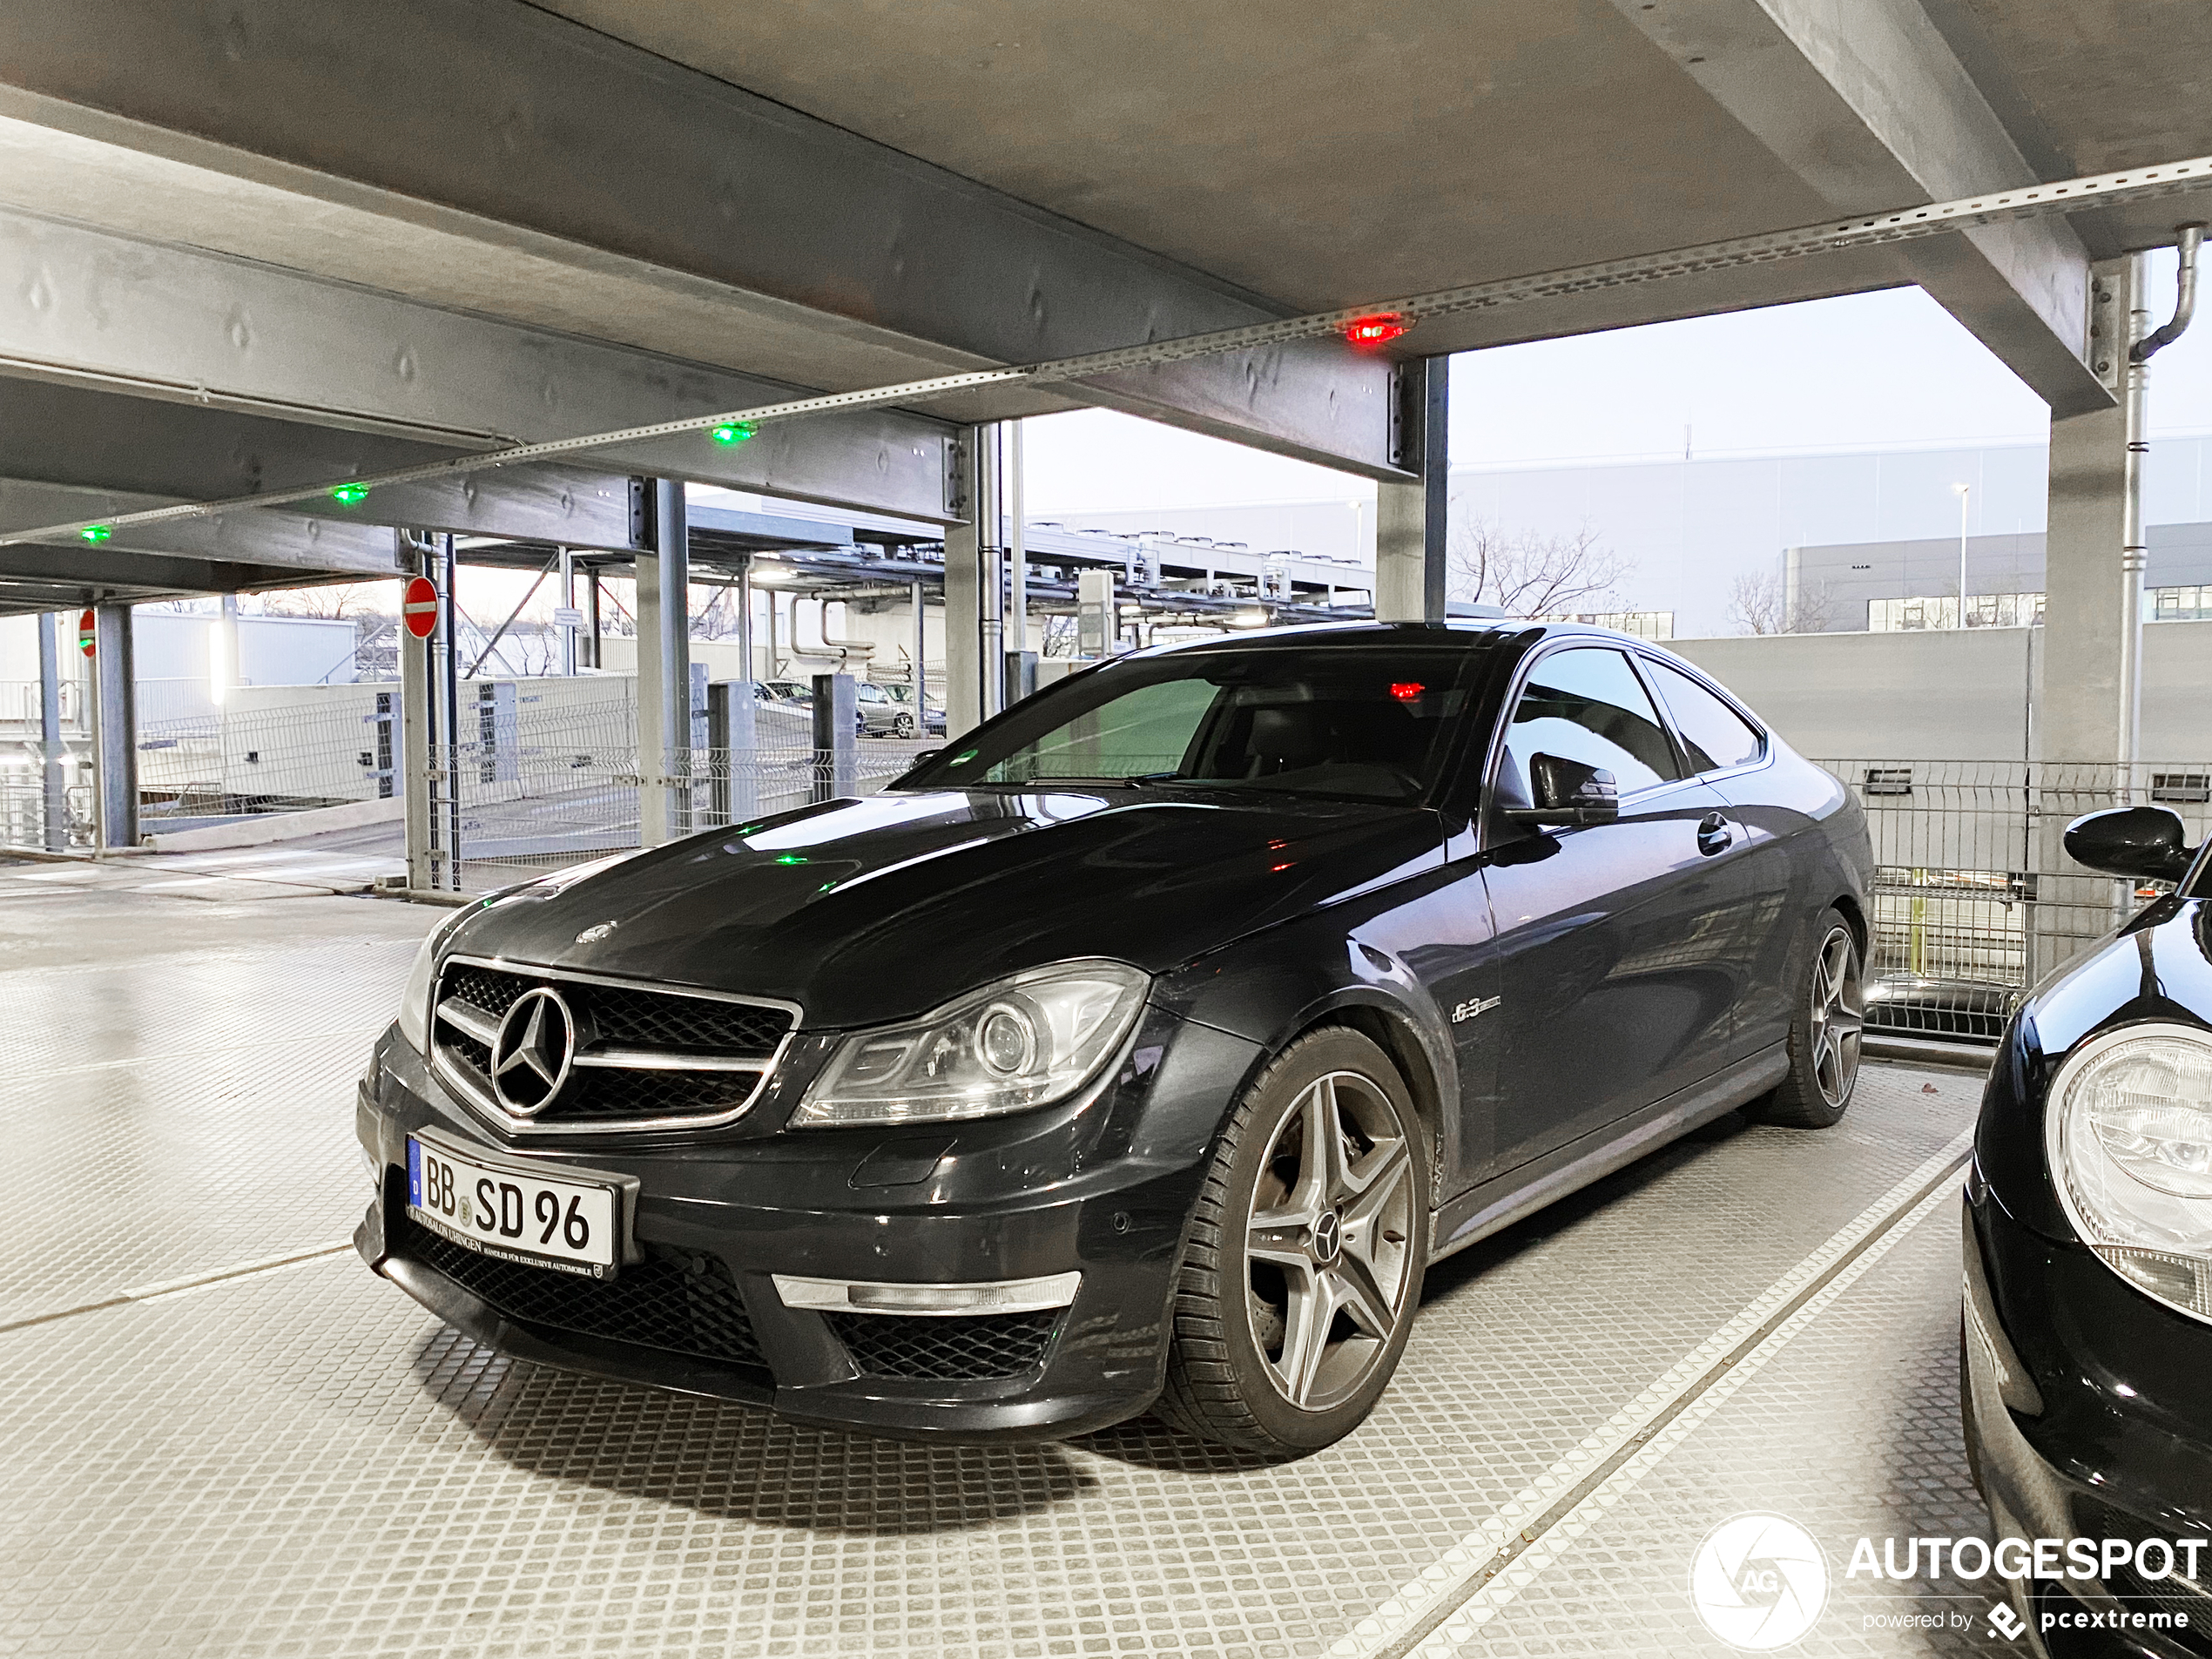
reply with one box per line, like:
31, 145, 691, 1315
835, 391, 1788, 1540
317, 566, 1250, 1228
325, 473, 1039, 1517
0, 859, 2013, 1656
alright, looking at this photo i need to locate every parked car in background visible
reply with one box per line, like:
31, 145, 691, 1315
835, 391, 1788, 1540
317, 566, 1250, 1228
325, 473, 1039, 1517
758, 678, 863, 738
882, 683, 948, 738
1963, 805, 2212, 1655
356, 621, 1871, 1453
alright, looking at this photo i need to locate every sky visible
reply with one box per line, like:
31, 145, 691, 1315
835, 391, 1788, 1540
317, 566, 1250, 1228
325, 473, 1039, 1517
1020, 247, 2212, 515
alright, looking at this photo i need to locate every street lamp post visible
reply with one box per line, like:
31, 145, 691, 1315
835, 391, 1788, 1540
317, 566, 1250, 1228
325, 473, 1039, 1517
1952, 482, 1972, 628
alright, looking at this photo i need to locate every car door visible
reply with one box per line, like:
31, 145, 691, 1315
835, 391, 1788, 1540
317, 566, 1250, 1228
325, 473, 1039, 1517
1640, 655, 1796, 1062
1479, 644, 1745, 1173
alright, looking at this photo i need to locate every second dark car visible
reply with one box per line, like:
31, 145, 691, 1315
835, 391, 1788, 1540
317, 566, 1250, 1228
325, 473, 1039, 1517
354, 622, 1871, 1453
1965, 806, 2212, 1656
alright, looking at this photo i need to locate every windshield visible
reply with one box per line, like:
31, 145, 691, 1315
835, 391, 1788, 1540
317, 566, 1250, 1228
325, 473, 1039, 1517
898, 641, 1485, 803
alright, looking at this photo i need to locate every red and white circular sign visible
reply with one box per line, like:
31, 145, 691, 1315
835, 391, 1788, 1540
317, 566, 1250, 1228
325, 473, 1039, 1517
401, 576, 440, 639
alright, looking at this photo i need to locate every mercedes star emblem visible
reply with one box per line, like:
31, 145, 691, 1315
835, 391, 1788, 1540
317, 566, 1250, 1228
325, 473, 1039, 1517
489, 987, 576, 1115
575, 921, 617, 946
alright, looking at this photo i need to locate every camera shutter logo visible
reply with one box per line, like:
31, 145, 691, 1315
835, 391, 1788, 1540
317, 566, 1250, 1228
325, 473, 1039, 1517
489, 988, 577, 1115
1689, 1513, 1830, 1650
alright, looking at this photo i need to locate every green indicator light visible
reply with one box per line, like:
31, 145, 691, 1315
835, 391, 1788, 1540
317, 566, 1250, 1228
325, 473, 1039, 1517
710, 421, 758, 447
79, 524, 112, 543
949, 749, 979, 765
774, 853, 807, 866
329, 482, 371, 506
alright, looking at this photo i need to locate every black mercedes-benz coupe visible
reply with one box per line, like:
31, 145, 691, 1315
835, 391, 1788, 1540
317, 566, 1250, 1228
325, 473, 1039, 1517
1965, 806, 2212, 1655
354, 621, 1871, 1453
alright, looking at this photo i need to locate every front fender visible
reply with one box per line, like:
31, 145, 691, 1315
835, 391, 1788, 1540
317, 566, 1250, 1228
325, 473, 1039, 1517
1152, 922, 1462, 1193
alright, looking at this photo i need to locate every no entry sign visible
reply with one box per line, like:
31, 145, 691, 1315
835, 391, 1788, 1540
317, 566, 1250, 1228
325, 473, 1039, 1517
78, 609, 94, 658
402, 576, 440, 639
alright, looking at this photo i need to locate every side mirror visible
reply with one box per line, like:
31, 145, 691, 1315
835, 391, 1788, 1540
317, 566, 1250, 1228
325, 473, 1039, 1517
907, 747, 944, 770
2064, 806, 2198, 883
1505, 753, 1620, 827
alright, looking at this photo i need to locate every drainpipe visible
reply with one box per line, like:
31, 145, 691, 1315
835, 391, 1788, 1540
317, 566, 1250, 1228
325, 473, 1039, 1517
2120, 224, 2203, 792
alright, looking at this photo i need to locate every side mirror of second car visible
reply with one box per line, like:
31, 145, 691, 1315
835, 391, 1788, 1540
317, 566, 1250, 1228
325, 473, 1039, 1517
1505, 753, 1621, 827
2064, 805, 2199, 883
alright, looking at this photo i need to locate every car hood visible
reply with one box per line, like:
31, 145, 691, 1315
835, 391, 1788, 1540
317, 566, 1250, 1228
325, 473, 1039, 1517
446, 786, 1444, 1028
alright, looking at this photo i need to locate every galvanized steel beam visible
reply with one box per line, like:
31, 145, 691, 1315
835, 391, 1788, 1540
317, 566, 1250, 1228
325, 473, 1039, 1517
16, 150, 2212, 553
0, 2, 1396, 475
1612, 0, 2109, 415
0, 205, 959, 522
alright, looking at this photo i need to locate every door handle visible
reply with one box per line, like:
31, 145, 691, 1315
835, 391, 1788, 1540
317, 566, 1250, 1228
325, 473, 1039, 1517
1696, 812, 1733, 855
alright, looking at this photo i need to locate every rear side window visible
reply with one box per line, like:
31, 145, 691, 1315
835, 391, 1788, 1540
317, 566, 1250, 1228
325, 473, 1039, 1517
1647, 661, 1764, 773
1505, 647, 1683, 795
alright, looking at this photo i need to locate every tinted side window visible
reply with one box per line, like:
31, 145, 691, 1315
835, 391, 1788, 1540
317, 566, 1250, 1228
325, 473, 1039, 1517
1505, 647, 1683, 795
1647, 662, 1764, 773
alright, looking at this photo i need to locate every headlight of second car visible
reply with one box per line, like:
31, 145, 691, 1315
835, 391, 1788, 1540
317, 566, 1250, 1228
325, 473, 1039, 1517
792, 959, 1150, 1129
2047, 1021, 2212, 1324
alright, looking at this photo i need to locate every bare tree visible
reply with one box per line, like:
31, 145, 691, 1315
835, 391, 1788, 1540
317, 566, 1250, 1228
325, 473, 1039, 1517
1447, 520, 1630, 617
261, 582, 386, 620
1725, 569, 1836, 635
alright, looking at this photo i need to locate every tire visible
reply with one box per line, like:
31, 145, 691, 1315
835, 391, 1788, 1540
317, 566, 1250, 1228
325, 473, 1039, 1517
1155, 1028, 1432, 1456
1744, 907, 1865, 1129
893, 711, 917, 738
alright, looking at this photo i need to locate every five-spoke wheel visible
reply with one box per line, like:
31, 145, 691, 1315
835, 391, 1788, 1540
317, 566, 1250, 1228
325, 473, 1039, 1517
1157, 1027, 1431, 1455
1748, 907, 1865, 1129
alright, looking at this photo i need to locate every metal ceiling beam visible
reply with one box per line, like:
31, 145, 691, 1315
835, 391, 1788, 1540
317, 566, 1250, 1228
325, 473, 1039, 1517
0, 479, 395, 576
0, 378, 642, 552
0, 205, 960, 522
0, 3, 1398, 477
1612, 0, 2109, 415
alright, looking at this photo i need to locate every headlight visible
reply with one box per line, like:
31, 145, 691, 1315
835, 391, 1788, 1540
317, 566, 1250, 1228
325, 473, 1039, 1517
792, 960, 1149, 1129
2047, 1022, 2212, 1324
396, 907, 473, 1054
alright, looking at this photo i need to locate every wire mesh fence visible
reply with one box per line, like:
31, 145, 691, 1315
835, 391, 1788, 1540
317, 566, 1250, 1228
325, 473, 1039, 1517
1813, 758, 2212, 1044
450, 681, 927, 888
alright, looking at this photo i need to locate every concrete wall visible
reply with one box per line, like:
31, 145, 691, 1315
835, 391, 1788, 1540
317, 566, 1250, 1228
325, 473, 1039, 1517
1669, 620, 2212, 765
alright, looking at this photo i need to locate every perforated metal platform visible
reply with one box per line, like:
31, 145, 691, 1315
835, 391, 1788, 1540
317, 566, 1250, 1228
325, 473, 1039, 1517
0, 860, 2010, 1656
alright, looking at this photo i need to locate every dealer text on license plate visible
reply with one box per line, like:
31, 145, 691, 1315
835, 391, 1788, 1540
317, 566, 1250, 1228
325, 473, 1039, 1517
407, 1136, 620, 1278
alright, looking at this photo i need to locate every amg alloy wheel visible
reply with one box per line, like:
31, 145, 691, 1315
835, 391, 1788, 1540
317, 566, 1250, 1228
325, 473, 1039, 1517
1157, 1028, 1431, 1455
893, 711, 918, 738
1747, 908, 1864, 1129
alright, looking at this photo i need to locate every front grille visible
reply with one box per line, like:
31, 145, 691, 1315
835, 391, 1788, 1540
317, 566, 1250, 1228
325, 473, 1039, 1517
828, 1310, 1062, 1381
410, 1224, 767, 1373
586, 983, 791, 1054
434, 961, 794, 1132
2071, 1497, 2212, 1653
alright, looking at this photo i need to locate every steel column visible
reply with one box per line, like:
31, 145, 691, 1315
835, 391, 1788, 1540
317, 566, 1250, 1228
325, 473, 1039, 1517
439, 536, 461, 885
1007, 420, 1028, 704
811, 674, 858, 803
942, 430, 985, 739
636, 479, 691, 846
1374, 361, 1450, 623
36, 609, 65, 850
90, 603, 136, 849
398, 536, 435, 891
911, 579, 927, 730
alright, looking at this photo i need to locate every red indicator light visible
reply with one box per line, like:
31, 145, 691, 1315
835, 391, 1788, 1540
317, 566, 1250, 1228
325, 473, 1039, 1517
1344, 314, 1413, 350
1390, 681, 1425, 701
1271, 862, 1294, 873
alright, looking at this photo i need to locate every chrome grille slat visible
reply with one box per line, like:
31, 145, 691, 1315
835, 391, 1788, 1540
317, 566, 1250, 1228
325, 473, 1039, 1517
429, 957, 799, 1136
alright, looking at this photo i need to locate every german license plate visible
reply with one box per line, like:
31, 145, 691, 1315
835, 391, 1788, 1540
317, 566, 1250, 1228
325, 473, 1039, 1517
407, 1133, 623, 1279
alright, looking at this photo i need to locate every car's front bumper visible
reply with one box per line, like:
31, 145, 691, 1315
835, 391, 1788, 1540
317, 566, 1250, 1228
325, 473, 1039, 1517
1962, 1176, 2212, 1658
354, 1010, 1258, 1441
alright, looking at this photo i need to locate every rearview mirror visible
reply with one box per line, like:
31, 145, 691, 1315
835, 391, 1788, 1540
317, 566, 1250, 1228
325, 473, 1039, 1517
1505, 753, 1620, 827
2064, 806, 2198, 883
